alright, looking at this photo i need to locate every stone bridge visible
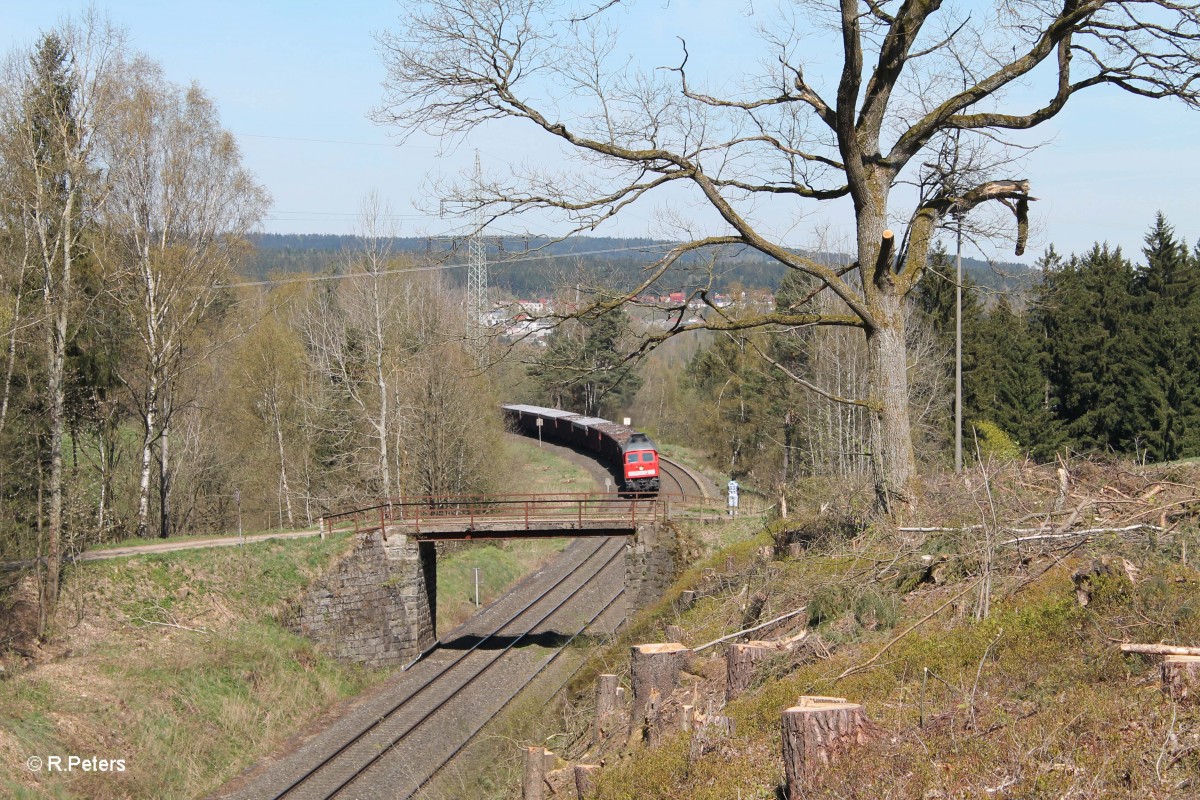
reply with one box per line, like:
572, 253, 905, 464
288, 494, 715, 666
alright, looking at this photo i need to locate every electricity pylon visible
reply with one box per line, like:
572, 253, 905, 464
465, 152, 488, 365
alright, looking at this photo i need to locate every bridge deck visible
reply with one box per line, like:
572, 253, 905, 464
322, 493, 717, 540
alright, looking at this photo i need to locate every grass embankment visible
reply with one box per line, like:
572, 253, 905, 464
0, 535, 386, 800
0, 434, 603, 799
468, 460, 1200, 799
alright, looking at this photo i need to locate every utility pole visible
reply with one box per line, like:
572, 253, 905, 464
466, 151, 488, 365
954, 215, 963, 475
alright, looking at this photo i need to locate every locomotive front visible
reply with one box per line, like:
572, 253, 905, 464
621, 432, 660, 493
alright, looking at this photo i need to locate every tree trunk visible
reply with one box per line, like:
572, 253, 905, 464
0, 248, 27, 442
159, 419, 171, 539
629, 643, 690, 737
865, 297, 915, 512
38, 189, 75, 639
272, 400, 295, 527
1162, 655, 1200, 704
782, 699, 875, 794
136, 379, 158, 539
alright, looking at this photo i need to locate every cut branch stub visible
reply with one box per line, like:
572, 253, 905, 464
872, 229, 895, 286
781, 700, 876, 793
680, 704, 694, 732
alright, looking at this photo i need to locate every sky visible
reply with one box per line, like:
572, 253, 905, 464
3, 0, 1198, 266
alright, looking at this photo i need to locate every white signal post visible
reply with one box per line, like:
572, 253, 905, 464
536, 417, 543, 447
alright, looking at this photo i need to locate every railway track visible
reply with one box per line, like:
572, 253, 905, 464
224, 537, 625, 800
658, 455, 713, 501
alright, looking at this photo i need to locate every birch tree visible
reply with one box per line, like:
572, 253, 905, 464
101, 65, 267, 538
0, 17, 122, 634
379, 0, 1200, 511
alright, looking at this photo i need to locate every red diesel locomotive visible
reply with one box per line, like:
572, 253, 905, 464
501, 404, 661, 494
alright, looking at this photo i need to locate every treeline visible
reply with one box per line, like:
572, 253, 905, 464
247, 233, 1029, 297
624, 214, 1200, 489
0, 20, 502, 636
919, 213, 1200, 464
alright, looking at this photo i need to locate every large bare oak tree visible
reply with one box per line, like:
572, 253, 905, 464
378, 0, 1200, 511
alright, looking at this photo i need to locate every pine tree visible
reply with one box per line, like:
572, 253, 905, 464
685, 331, 774, 479
1040, 245, 1143, 453
531, 307, 643, 418
1132, 214, 1200, 461
972, 296, 1062, 458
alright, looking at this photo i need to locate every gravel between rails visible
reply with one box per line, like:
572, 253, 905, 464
211, 536, 627, 800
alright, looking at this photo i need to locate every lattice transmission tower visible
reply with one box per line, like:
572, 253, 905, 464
465, 152, 488, 364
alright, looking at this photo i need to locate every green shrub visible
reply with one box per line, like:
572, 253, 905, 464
970, 419, 1021, 461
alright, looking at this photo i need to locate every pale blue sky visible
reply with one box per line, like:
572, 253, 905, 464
4, 1, 1198, 264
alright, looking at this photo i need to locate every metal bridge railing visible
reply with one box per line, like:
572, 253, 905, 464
321, 492, 724, 537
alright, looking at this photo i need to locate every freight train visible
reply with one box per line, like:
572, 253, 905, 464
501, 404, 660, 494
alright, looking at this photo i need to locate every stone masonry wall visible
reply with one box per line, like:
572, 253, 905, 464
625, 521, 680, 615
289, 528, 436, 667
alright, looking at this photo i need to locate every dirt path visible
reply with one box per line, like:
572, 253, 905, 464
1, 529, 324, 572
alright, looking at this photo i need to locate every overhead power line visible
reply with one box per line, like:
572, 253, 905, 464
215, 241, 680, 290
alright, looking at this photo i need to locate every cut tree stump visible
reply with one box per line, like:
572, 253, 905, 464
675, 590, 696, 612
726, 642, 775, 701
688, 712, 735, 763
1072, 557, 1137, 607
573, 764, 599, 798
1162, 655, 1200, 704
630, 643, 690, 737
523, 746, 546, 800
725, 633, 812, 702
781, 699, 875, 793
664, 624, 685, 643
595, 673, 621, 740
741, 590, 768, 629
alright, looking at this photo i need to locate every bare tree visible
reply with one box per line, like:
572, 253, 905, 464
298, 194, 409, 499
378, 0, 1200, 511
0, 14, 124, 634
101, 65, 268, 538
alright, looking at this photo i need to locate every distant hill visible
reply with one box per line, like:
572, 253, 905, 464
244, 233, 1033, 296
